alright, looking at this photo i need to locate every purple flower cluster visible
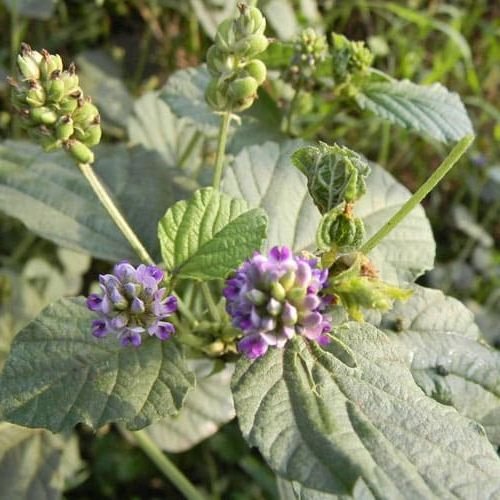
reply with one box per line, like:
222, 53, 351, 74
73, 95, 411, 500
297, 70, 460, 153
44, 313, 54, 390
86, 262, 177, 347
224, 246, 332, 359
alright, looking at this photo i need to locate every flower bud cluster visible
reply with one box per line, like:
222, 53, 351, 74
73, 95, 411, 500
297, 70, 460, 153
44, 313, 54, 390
8, 43, 102, 164
86, 262, 177, 347
331, 33, 374, 89
224, 246, 332, 359
285, 28, 328, 91
205, 4, 268, 112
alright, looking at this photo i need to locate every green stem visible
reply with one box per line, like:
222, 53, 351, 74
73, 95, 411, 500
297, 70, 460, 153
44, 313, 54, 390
201, 282, 221, 322
77, 162, 155, 265
285, 88, 301, 135
212, 112, 231, 190
361, 135, 474, 255
174, 291, 198, 327
127, 428, 206, 500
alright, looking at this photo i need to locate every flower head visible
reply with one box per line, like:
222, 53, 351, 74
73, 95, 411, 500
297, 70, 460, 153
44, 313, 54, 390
224, 246, 332, 359
86, 262, 177, 347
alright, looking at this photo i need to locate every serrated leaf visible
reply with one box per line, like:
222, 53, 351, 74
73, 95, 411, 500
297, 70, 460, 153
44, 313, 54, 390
355, 164, 435, 284
0, 423, 83, 500
380, 285, 500, 446
146, 361, 235, 452
0, 298, 194, 433
161, 66, 220, 135
158, 187, 268, 280
232, 325, 500, 497
3, 0, 56, 19
0, 141, 175, 262
356, 80, 473, 143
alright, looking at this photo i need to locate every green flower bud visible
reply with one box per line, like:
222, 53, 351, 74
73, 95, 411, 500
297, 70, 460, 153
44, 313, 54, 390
234, 6, 266, 38
58, 96, 79, 114
243, 59, 267, 85
72, 100, 99, 127
271, 282, 286, 301
228, 76, 258, 101
30, 106, 57, 125
46, 74, 66, 103
25, 82, 45, 107
61, 64, 80, 95
215, 19, 236, 53
16, 44, 42, 80
55, 115, 74, 141
234, 34, 269, 58
27, 126, 60, 151
80, 122, 102, 147
317, 206, 365, 253
39, 50, 63, 81
207, 46, 236, 77
287, 287, 306, 304
67, 139, 95, 164
205, 79, 229, 111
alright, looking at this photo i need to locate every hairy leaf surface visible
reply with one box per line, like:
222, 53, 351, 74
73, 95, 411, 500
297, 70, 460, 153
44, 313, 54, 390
232, 324, 500, 498
381, 285, 500, 446
356, 80, 473, 143
0, 298, 194, 433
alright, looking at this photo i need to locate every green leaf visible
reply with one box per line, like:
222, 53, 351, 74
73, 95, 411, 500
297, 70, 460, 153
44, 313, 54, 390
356, 80, 473, 143
128, 90, 205, 173
146, 361, 235, 452
380, 285, 500, 446
161, 66, 220, 135
223, 140, 320, 251
262, 0, 300, 40
232, 325, 500, 497
0, 141, 175, 262
3, 0, 56, 19
158, 187, 268, 280
0, 298, 194, 433
355, 164, 435, 284
0, 423, 83, 500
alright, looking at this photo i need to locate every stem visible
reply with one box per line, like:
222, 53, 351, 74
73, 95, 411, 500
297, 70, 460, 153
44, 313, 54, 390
77, 162, 154, 265
212, 112, 231, 190
127, 428, 205, 500
361, 135, 474, 255
201, 282, 221, 322
173, 291, 198, 327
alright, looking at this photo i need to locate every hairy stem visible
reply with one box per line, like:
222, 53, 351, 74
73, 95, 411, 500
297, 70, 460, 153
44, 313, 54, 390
78, 162, 155, 265
212, 112, 231, 190
124, 427, 205, 500
361, 135, 474, 255
201, 282, 221, 322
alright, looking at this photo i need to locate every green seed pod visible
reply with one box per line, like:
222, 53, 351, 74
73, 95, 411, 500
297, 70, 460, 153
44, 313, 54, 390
243, 59, 266, 85
215, 19, 235, 53
61, 66, 80, 95
30, 106, 57, 125
58, 96, 79, 114
55, 115, 74, 141
72, 100, 99, 127
234, 6, 266, 38
67, 140, 95, 164
25, 83, 46, 107
234, 34, 269, 58
46, 75, 66, 103
39, 51, 63, 81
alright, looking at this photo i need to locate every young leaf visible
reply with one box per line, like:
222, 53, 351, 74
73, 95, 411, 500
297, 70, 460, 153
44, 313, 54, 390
158, 187, 268, 280
355, 80, 473, 143
0, 423, 82, 500
0, 298, 194, 433
0, 141, 175, 262
381, 285, 500, 446
145, 361, 235, 452
232, 324, 500, 497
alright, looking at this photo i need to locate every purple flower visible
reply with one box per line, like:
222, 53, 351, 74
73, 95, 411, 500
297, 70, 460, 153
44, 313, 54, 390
86, 262, 177, 347
224, 246, 332, 359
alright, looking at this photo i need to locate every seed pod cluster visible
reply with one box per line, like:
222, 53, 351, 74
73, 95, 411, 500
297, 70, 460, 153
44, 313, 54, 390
9, 43, 102, 164
285, 28, 328, 91
205, 4, 268, 112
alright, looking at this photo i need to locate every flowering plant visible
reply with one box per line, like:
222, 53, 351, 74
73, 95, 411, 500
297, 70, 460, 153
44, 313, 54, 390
0, 3, 498, 499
